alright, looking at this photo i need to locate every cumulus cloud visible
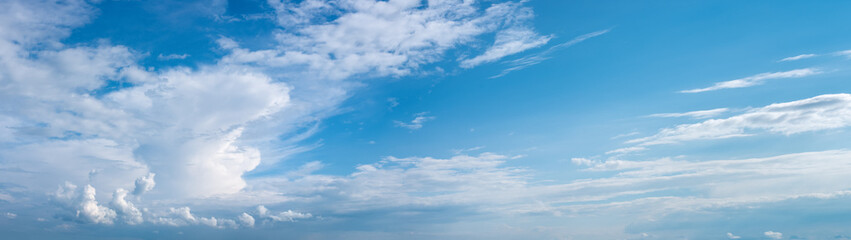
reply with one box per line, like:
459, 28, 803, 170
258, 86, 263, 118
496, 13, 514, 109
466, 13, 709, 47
52, 182, 116, 224
237, 212, 255, 227
133, 173, 155, 196
110, 188, 143, 225
394, 112, 435, 130
628, 93, 851, 146
256, 205, 312, 222
765, 231, 783, 239
680, 68, 821, 93
648, 108, 728, 119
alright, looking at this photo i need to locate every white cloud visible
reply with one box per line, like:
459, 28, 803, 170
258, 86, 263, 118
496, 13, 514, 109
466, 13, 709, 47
835, 49, 851, 58
157, 53, 189, 60
461, 27, 551, 68
680, 68, 821, 93
4, 212, 15, 219
133, 173, 156, 196
778, 53, 817, 62
237, 212, 255, 227
52, 182, 117, 224
110, 188, 143, 225
727, 232, 741, 239
394, 112, 435, 130
491, 29, 609, 78
256, 205, 312, 222
628, 94, 851, 146
604, 146, 646, 155
648, 108, 728, 119
764, 231, 783, 239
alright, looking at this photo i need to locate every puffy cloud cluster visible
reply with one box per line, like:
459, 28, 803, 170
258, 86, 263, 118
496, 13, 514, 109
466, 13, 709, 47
230, 0, 550, 80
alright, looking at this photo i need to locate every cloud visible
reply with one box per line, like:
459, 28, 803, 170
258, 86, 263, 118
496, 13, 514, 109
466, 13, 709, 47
491, 29, 609, 78
765, 231, 783, 239
52, 182, 116, 224
628, 94, 851, 146
648, 108, 728, 119
237, 212, 255, 227
836, 50, 851, 58
110, 188, 143, 225
727, 232, 741, 239
680, 68, 821, 93
4, 212, 15, 219
256, 205, 312, 222
778, 54, 817, 62
132, 173, 155, 196
157, 53, 189, 60
394, 112, 435, 130
460, 27, 551, 68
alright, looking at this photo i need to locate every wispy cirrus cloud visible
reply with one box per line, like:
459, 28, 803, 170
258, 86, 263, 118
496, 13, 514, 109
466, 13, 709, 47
680, 68, 822, 93
648, 108, 729, 119
778, 53, 817, 62
628, 93, 851, 146
490, 29, 609, 78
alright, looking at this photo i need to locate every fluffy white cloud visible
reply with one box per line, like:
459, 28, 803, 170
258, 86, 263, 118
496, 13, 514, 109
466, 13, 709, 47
237, 212, 255, 227
52, 183, 117, 224
256, 205, 312, 222
133, 173, 156, 196
110, 188, 143, 225
764, 231, 783, 239
628, 93, 851, 146
680, 68, 821, 93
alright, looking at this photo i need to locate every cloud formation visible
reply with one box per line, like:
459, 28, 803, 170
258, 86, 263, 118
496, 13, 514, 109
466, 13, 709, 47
628, 93, 851, 146
680, 68, 821, 93
394, 112, 435, 130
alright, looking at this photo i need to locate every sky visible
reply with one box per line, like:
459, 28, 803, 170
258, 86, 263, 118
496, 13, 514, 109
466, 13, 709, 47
2, 0, 851, 239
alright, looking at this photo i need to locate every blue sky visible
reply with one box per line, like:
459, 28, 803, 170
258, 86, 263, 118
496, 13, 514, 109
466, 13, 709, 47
2, 0, 851, 239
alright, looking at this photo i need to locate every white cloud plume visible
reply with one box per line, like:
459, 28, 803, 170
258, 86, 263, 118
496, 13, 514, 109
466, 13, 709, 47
778, 54, 817, 62
491, 29, 609, 78
394, 112, 435, 130
461, 27, 551, 68
628, 93, 851, 146
680, 68, 821, 93
765, 231, 783, 239
648, 108, 728, 119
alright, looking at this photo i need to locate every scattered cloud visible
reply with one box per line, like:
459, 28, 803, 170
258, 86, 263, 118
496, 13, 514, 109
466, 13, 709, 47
4, 212, 15, 219
394, 112, 435, 130
461, 28, 551, 68
680, 68, 822, 93
765, 231, 783, 239
779, 53, 817, 62
727, 232, 741, 239
491, 29, 609, 78
648, 108, 728, 119
836, 50, 851, 58
157, 53, 189, 60
628, 94, 851, 146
